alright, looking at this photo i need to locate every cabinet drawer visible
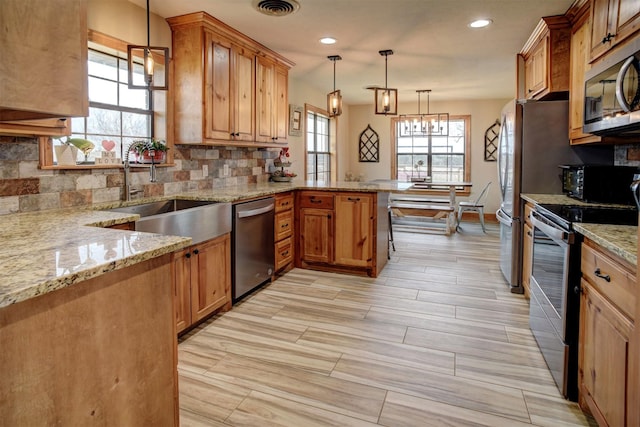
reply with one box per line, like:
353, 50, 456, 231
581, 243, 636, 320
275, 193, 294, 213
275, 237, 293, 270
298, 192, 334, 209
275, 210, 293, 241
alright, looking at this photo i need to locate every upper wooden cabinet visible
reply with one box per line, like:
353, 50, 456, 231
167, 12, 293, 147
590, 0, 640, 61
0, 0, 88, 133
568, 1, 603, 144
518, 16, 571, 100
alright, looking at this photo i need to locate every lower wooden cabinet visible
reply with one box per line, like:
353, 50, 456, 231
274, 192, 294, 273
174, 233, 231, 334
296, 190, 378, 276
579, 240, 636, 426
521, 203, 534, 298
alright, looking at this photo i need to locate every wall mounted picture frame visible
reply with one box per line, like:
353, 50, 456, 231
289, 105, 303, 137
359, 124, 380, 162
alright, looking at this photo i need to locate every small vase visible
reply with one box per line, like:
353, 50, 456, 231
54, 145, 79, 166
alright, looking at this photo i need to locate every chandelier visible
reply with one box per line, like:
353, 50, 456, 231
400, 89, 449, 136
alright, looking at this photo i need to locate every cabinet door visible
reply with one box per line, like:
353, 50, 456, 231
205, 33, 233, 141
591, 0, 640, 61
569, 14, 601, 144
334, 194, 374, 267
232, 46, 255, 142
525, 39, 547, 98
299, 208, 333, 264
580, 281, 632, 427
0, 0, 88, 120
616, 0, 640, 43
173, 247, 192, 334
191, 234, 231, 323
255, 56, 274, 143
274, 64, 289, 143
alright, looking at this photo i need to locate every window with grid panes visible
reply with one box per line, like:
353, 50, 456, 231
52, 48, 152, 165
393, 115, 470, 185
306, 110, 331, 182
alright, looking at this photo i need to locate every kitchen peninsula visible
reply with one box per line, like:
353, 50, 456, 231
0, 180, 407, 424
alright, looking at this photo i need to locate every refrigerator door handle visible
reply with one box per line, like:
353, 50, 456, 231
496, 208, 512, 226
497, 116, 508, 200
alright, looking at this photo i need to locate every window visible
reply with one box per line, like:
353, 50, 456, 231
306, 107, 331, 182
41, 30, 166, 169
65, 49, 152, 164
392, 115, 471, 192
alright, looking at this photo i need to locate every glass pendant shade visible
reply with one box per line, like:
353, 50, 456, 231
127, 0, 169, 90
374, 50, 398, 115
327, 55, 342, 117
327, 89, 342, 117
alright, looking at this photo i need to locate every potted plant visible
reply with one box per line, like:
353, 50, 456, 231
130, 138, 169, 164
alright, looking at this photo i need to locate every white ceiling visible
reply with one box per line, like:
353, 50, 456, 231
131, 0, 575, 105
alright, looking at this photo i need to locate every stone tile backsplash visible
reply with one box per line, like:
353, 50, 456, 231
0, 137, 277, 215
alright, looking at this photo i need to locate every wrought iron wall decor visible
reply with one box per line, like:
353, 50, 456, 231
359, 124, 379, 162
484, 119, 500, 161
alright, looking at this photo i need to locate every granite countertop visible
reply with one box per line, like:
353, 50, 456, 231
522, 193, 638, 266
1, 181, 411, 309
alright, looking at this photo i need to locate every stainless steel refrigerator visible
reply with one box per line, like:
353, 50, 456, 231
495, 99, 609, 293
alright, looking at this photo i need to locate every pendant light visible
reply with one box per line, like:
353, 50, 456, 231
127, 0, 169, 90
374, 50, 398, 115
327, 55, 342, 117
401, 89, 449, 136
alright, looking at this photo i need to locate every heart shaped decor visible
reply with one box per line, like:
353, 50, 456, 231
101, 140, 116, 151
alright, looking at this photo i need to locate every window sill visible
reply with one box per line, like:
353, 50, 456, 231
39, 163, 175, 171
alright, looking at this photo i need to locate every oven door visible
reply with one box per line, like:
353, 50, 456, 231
529, 210, 575, 398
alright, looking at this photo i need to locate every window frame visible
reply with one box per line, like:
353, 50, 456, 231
391, 114, 471, 196
304, 104, 334, 182
39, 30, 171, 169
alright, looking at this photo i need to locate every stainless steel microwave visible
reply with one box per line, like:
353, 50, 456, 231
583, 37, 640, 135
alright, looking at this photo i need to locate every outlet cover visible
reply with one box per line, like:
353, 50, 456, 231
202, 164, 209, 176
223, 164, 229, 176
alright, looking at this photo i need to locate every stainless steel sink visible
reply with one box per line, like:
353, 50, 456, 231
108, 199, 232, 244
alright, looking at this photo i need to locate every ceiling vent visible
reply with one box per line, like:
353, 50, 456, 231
252, 0, 300, 16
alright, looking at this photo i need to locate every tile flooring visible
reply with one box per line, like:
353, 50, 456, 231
177, 223, 597, 426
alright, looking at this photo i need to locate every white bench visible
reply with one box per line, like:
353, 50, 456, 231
388, 193, 456, 235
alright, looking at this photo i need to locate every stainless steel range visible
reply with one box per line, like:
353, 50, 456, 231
528, 203, 637, 401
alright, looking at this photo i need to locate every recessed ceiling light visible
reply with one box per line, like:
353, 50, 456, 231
469, 19, 492, 28
320, 37, 337, 45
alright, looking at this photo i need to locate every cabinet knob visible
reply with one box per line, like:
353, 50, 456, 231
193, 249, 200, 255
594, 267, 611, 282
185, 252, 191, 258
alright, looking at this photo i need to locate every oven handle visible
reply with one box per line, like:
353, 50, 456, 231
530, 210, 574, 245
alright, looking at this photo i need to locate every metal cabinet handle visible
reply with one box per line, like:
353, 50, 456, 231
594, 268, 611, 282
310, 199, 322, 204
281, 250, 289, 256
602, 32, 615, 44
348, 197, 361, 202
281, 223, 289, 228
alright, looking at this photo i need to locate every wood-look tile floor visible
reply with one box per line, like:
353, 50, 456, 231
178, 223, 597, 427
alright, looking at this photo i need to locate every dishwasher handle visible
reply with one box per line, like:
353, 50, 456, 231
237, 203, 275, 219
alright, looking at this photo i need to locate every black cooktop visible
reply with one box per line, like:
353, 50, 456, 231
537, 204, 638, 228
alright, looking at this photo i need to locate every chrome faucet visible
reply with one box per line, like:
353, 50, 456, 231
123, 140, 158, 201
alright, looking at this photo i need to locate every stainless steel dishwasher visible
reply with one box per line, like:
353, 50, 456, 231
232, 197, 275, 301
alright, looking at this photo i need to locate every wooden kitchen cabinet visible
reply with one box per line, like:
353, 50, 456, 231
521, 203, 534, 298
569, 2, 603, 144
174, 233, 231, 334
204, 32, 255, 142
168, 12, 292, 147
274, 192, 294, 273
590, 0, 640, 62
334, 193, 374, 267
0, 0, 87, 133
256, 57, 289, 144
296, 190, 382, 277
579, 239, 636, 426
519, 16, 571, 100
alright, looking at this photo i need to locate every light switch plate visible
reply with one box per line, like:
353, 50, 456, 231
223, 164, 229, 176
202, 165, 208, 176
